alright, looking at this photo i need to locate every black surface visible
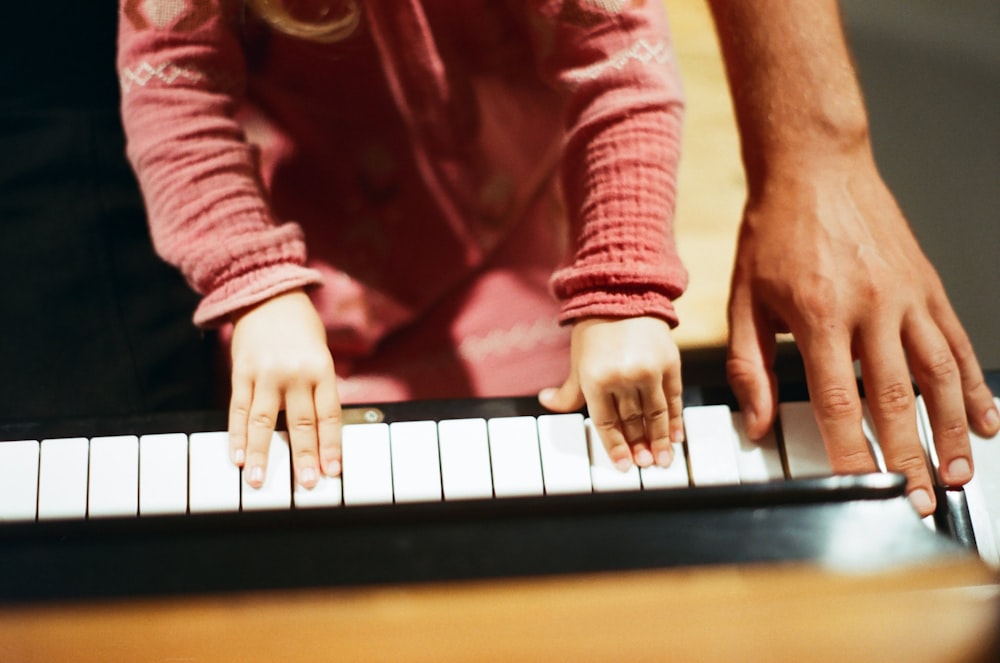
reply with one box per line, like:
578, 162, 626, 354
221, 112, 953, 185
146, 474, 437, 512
0, 473, 964, 604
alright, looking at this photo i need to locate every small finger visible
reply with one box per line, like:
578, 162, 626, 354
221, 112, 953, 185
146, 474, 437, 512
798, 329, 873, 475
727, 287, 778, 439
586, 390, 633, 472
227, 374, 254, 467
659, 368, 685, 466
858, 326, 934, 515
616, 389, 653, 467
931, 294, 1000, 438
244, 383, 282, 488
315, 374, 343, 477
904, 315, 972, 488
284, 384, 320, 488
641, 380, 673, 468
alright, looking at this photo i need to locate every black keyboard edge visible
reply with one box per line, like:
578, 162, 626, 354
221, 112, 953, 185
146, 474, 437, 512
4, 367, 996, 439
0, 473, 967, 604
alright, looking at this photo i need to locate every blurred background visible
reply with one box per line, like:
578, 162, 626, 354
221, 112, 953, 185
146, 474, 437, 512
841, 0, 1000, 369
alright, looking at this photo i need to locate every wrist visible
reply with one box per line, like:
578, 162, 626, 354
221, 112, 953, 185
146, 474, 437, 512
739, 115, 873, 195
741, 126, 877, 201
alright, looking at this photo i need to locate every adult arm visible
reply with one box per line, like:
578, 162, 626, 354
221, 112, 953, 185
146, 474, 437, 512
705, 0, 999, 515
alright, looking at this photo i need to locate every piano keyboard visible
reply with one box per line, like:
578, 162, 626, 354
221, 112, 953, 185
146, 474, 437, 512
1, 394, 998, 565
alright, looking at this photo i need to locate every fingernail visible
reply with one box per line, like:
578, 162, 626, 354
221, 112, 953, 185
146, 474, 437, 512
325, 459, 342, 477
656, 450, 673, 467
615, 458, 633, 472
671, 428, 685, 444
946, 457, 972, 483
908, 489, 933, 514
232, 448, 245, 465
635, 449, 654, 467
985, 406, 1000, 431
300, 466, 318, 486
248, 465, 264, 485
742, 407, 757, 433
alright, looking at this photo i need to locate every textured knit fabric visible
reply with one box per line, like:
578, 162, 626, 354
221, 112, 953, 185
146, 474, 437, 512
117, 0, 687, 401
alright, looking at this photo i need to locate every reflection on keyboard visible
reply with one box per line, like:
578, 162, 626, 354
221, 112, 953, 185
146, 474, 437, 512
1, 396, 998, 567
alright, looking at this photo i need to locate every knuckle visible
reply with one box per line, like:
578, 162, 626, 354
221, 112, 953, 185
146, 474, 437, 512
318, 409, 343, 425
725, 356, 757, 388
229, 403, 251, 419
594, 417, 619, 432
888, 451, 930, 477
288, 414, 318, 432
249, 412, 276, 430
874, 382, 914, 416
620, 410, 645, 425
960, 371, 990, 399
292, 445, 318, 461
914, 350, 959, 384
832, 447, 876, 473
935, 418, 969, 444
815, 386, 860, 420
644, 406, 669, 422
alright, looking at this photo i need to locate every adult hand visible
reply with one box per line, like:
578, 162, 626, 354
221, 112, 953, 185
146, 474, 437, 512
229, 289, 343, 488
726, 152, 999, 515
539, 316, 685, 470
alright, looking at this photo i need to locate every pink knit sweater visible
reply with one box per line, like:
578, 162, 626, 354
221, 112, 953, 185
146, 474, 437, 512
117, 0, 686, 393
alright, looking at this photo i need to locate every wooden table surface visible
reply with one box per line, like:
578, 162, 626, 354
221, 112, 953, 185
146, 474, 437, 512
1, 556, 996, 663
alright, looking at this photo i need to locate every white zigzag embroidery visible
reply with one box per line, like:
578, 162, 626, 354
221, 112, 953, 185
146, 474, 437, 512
566, 38, 671, 83
458, 318, 568, 364
119, 60, 204, 93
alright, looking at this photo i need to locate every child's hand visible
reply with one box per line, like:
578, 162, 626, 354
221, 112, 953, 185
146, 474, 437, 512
539, 316, 684, 470
228, 289, 342, 489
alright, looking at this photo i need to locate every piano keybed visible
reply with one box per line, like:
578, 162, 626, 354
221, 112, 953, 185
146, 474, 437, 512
1, 392, 998, 603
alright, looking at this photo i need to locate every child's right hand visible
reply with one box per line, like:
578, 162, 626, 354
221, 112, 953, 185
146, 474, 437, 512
228, 289, 343, 489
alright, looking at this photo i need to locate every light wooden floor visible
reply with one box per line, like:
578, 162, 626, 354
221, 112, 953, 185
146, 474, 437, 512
663, 0, 745, 350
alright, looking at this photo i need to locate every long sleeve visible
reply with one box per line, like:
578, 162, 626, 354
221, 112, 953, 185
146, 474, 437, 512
529, 0, 687, 325
117, 0, 322, 326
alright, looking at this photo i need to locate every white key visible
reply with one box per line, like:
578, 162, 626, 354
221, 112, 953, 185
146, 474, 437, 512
189, 432, 240, 513
587, 419, 641, 492
0, 440, 40, 521
242, 432, 292, 511
915, 397, 942, 471
139, 433, 189, 516
88, 435, 139, 518
342, 423, 393, 505
961, 397, 1000, 568
860, 402, 888, 472
640, 442, 689, 489
919, 395, 995, 559
293, 475, 343, 508
732, 417, 784, 483
866, 400, 938, 530
682, 405, 742, 486
537, 413, 592, 495
37, 437, 89, 520
438, 418, 494, 500
779, 402, 834, 478
390, 420, 442, 503
487, 417, 544, 498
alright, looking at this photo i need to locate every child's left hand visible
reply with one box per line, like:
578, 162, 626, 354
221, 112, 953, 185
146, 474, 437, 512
539, 316, 685, 471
